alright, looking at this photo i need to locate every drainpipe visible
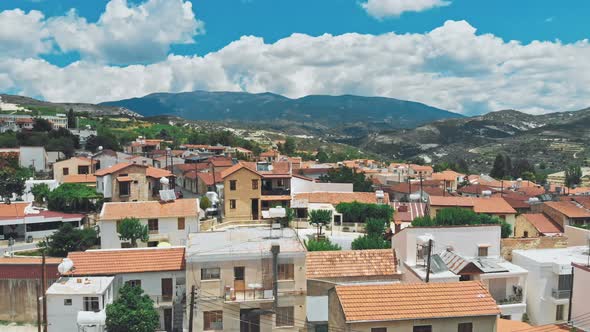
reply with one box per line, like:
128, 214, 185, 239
271, 244, 280, 311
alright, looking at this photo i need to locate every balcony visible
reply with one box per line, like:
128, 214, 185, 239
261, 188, 291, 196
496, 294, 523, 305
551, 289, 571, 299
149, 295, 174, 307
223, 285, 274, 303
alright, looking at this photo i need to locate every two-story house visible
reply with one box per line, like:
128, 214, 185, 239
512, 246, 589, 326
66, 247, 186, 332
95, 162, 175, 202
536, 201, 590, 229
393, 225, 528, 321
329, 281, 500, 332
221, 163, 263, 220
186, 226, 307, 332
98, 198, 199, 248
52, 157, 96, 183
46, 276, 115, 332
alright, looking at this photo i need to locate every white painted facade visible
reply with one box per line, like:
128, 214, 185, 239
46, 276, 114, 332
571, 263, 590, 331
512, 246, 589, 326
18, 179, 59, 202
290, 176, 353, 195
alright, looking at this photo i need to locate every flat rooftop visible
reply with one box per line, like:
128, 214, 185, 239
186, 226, 306, 262
47, 276, 114, 295
513, 246, 589, 265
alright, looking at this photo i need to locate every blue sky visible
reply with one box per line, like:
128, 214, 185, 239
0, 0, 589, 114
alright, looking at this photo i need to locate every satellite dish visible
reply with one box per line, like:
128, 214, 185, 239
58, 258, 74, 274
160, 177, 170, 185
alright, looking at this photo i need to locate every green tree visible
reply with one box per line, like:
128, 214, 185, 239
106, 284, 159, 332
411, 207, 512, 238
319, 166, 373, 192
283, 137, 297, 155
315, 150, 329, 163
309, 209, 332, 237
565, 165, 583, 187
117, 217, 149, 248
336, 202, 394, 223
32, 118, 53, 132
85, 133, 120, 152
37, 223, 98, 257
47, 183, 102, 213
304, 238, 341, 251
200, 196, 212, 210
31, 183, 50, 204
67, 108, 76, 129
351, 236, 391, 250
490, 154, 506, 179
0, 167, 27, 198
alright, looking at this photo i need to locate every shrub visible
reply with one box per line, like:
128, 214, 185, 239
304, 238, 341, 251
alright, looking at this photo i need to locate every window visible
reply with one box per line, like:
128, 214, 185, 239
229, 199, 236, 209
83, 297, 100, 312
178, 217, 185, 230
62, 167, 69, 176
64, 299, 72, 306
230, 180, 237, 191
121, 242, 132, 248
126, 280, 142, 288
558, 274, 572, 291
278, 264, 294, 280
523, 231, 529, 238
147, 241, 159, 247
277, 179, 284, 187
371, 328, 387, 332
234, 266, 245, 281
276, 306, 294, 327
203, 310, 223, 330
78, 165, 89, 174
148, 219, 159, 233
252, 179, 258, 190
119, 181, 130, 196
413, 326, 432, 332
458, 322, 473, 332
201, 268, 221, 280
478, 246, 488, 257
556, 304, 565, 321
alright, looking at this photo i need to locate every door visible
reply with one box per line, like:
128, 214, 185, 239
240, 309, 260, 332
163, 308, 172, 332
234, 266, 245, 299
251, 199, 259, 220
161, 278, 173, 301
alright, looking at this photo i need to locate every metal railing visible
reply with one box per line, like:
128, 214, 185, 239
149, 295, 174, 306
496, 294, 523, 305
223, 287, 273, 302
261, 188, 291, 195
551, 289, 571, 299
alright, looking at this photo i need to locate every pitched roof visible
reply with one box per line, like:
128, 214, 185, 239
146, 166, 173, 178
67, 247, 185, 275
62, 174, 97, 184
195, 172, 223, 185
521, 213, 563, 234
391, 202, 426, 223
497, 318, 532, 332
432, 170, 464, 182
0, 257, 62, 265
0, 202, 28, 218
544, 201, 590, 218
306, 249, 398, 279
335, 281, 499, 322
100, 198, 198, 220
293, 192, 389, 205
458, 184, 496, 195
94, 162, 143, 176
209, 157, 234, 167
429, 196, 516, 214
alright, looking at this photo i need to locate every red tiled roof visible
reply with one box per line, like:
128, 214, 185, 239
100, 199, 198, 220
432, 170, 464, 182
458, 184, 497, 195
306, 249, 398, 279
63, 174, 96, 184
293, 192, 389, 205
95, 162, 142, 176
67, 247, 185, 275
521, 214, 563, 234
220, 163, 262, 179
0, 202, 28, 218
391, 202, 426, 223
146, 166, 173, 178
335, 281, 499, 322
545, 201, 590, 218
430, 196, 516, 214
196, 172, 223, 185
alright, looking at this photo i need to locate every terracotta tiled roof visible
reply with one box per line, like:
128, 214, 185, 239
458, 184, 496, 195
521, 214, 563, 234
195, 172, 223, 185
306, 249, 397, 279
335, 281, 500, 322
516, 186, 545, 196
572, 196, 590, 209
243, 161, 291, 176
220, 163, 261, 179
0, 202, 28, 218
497, 318, 532, 331
429, 196, 516, 214
260, 150, 279, 157
146, 166, 173, 178
67, 247, 185, 276
95, 162, 142, 176
429, 196, 475, 207
63, 174, 96, 183
0, 257, 62, 265
411, 165, 433, 172
432, 170, 464, 182
209, 157, 233, 167
293, 192, 389, 205
100, 198, 198, 220
298, 168, 331, 175
545, 201, 590, 218
175, 163, 210, 173
391, 202, 426, 223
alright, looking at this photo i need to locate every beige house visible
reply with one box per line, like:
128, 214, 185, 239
329, 281, 500, 332
514, 213, 563, 238
52, 157, 95, 183
186, 226, 306, 332
221, 163, 263, 220
95, 162, 175, 202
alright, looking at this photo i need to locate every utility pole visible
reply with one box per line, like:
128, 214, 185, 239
36, 282, 41, 332
41, 252, 47, 332
420, 174, 424, 202
425, 239, 433, 283
188, 285, 195, 332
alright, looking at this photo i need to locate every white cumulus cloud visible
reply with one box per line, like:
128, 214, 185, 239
0, 9, 52, 58
361, 0, 451, 19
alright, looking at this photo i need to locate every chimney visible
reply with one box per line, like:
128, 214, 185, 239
271, 243, 280, 311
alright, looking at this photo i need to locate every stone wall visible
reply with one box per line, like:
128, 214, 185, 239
0, 278, 56, 323
501, 236, 568, 261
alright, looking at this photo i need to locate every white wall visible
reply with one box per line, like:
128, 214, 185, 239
19, 179, 58, 202
47, 285, 113, 332
572, 265, 590, 330
291, 177, 353, 195
19, 147, 47, 171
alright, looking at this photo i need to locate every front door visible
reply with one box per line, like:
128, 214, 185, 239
251, 199, 259, 220
161, 278, 173, 301
163, 308, 172, 332
240, 309, 260, 332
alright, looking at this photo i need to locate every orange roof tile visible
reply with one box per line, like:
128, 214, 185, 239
429, 196, 516, 214
429, 196, 475, 207
306, 249, 398, 279
100, 198, 198, 220
95, 162, 142, 176
0, 202, 28, 218
522, 214, 563, 234
67, 247, 185, 276
432, 170, 464, 182
497, 318, 532, 332
62, 174, 97, 184
545, 201, 590, 218
335, 281, 500, 322
293, 192, 389, 205
146, 166, 173, 178
220, 163, 261, 179
0, 257, 62, 265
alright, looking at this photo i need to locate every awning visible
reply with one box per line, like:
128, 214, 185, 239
116, 176, 133, 182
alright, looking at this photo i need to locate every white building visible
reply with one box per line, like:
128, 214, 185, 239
512, 246, 590, 325
98, 198, 199, 249
66, 247, 187, 332
46, 276, 115, 332
0, 146, 49, 172
571, 262, 590, 331
393, 225, 528, 321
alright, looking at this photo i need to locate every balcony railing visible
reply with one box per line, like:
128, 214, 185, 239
551, 289, 571, 299
149, 295, 174, 306
496, 294, 523, 305
261, 188, 291, 196
223, 286, 273, 303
